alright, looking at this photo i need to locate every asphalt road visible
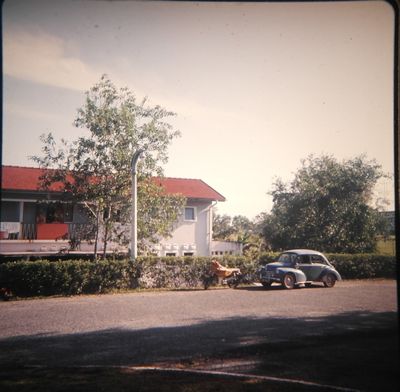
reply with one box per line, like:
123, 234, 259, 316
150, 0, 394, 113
0, 280, 397, 337
0, 280, 398, 391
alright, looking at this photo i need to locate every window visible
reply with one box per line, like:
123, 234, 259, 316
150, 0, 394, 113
184, 207, 196, 221
311, 255, 326, 265
298, 255, 311, 264
64, 204, 74, 223
1, 201, 20, 222
166, 252, 176, 257
36, 202, 66, 223
183, 252, 194, 257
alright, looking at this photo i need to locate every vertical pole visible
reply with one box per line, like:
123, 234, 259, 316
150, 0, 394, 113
130, 149, 144, 261
19, 201, 24, 239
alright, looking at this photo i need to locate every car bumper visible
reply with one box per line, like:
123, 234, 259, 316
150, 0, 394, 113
259, 272, 281, 284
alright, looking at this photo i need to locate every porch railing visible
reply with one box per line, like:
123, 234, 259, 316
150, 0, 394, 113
17, 223, 95, 241
21, 223, 36, 240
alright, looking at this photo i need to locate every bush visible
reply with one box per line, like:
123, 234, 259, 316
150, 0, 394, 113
0, 254, 397, 298
258, 252, 280, 265
0, 259, 137, 297
133, 257, 210, 289
325, 253, 397, 279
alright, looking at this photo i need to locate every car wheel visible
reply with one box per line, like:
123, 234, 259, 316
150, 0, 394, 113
227, 279, 239, 289
261, 282, 272, 289
323, 273, 336, 288
282, 273, 295, 289
305, 283, 312, 288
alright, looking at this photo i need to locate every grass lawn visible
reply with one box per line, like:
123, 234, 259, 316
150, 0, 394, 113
376, 236, 396, 255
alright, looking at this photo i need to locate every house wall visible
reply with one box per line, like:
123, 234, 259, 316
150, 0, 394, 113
211, 240, 243, 256
158, 199, 213, 257
1, 195, 217, 257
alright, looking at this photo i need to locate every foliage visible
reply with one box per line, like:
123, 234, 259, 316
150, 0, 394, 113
31, 75, 185, 257
213, 214, 236, 240
0, 259, 136, 297
137, 179, 186, 253
325, 253, 396, 279
213, 213, 266, 259
258, 252, 280, 265
1, 254, 395, 297
260, 155, 388, 253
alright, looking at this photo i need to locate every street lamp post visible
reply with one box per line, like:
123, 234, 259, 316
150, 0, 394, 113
130, 149, 144, 261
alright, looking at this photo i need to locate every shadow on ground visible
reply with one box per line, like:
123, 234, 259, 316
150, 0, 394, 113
0, 311, 398, 391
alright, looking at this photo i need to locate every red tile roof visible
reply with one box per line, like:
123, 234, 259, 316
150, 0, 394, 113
1, 166, 65, 192
1, 166, 226, 202
153, 177, 225, 202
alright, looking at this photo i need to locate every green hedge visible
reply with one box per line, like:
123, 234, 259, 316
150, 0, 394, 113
0, 259, 138, 297
325, 253, 397, 279
0, 254, 397, 298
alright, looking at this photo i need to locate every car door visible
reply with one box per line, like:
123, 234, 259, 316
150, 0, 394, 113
308, 254, 328, 280
296, 255, 314, 280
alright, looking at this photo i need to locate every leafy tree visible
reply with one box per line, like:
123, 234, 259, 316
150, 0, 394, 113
31, 75, 185, 258
212, 214, 235, 240
213, 212, 266, 258
213, 213, 255, 241
261, 155, 388, 253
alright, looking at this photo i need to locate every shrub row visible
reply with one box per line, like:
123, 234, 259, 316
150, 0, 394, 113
324, 253, 397, 280
0, 259, 137, 297
0, 254, 397, 297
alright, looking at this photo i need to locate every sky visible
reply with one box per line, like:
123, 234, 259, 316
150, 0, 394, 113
2, 0, 396, 219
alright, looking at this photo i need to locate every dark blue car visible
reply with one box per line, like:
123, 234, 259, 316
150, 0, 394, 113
259, 249, 342, 289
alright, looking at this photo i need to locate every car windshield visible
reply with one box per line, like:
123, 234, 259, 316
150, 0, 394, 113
277, 253, 297, 264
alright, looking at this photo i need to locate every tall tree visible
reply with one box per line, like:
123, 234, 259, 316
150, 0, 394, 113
261, 155, 388, 253
213, 212, 265, 258
32, 75, 185, 257
212, 214, 235, 240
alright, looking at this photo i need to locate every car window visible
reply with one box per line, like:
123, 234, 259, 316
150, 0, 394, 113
311, 255, 327, 265
297, 255, 311, 264
278, 253, 297, 264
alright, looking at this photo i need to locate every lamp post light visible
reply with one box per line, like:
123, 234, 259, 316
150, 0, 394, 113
130, 149, 144, 261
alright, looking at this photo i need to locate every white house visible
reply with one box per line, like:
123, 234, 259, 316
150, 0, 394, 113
148, 177, 227, 256
0, 166, 228, 257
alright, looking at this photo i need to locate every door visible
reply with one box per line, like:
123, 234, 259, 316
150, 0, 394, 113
296, 254, 315, 280
308, 254, 328, 280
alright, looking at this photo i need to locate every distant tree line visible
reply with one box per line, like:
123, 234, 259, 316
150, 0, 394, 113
214, 155, 391, 255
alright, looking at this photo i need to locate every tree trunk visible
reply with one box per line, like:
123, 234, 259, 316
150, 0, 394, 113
93, 207, 100, 261
102, 220, 109, 259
